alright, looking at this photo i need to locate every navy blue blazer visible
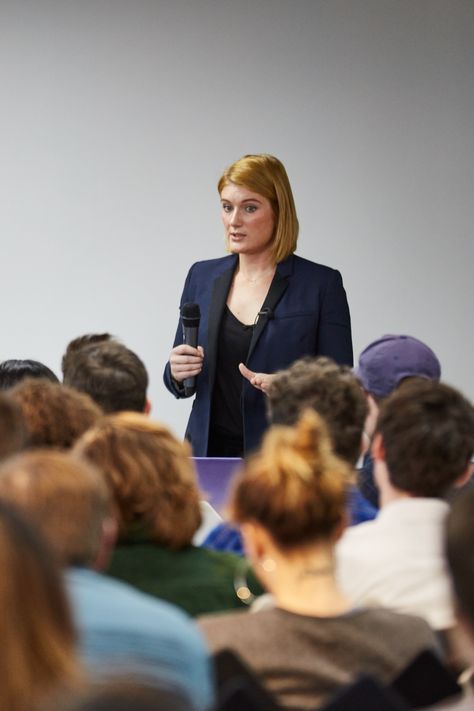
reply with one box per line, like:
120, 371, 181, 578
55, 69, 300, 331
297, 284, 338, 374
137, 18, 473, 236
164, 253, 353, 456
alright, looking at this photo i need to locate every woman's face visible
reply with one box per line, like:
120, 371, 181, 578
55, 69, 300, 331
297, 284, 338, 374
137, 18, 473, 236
220, 183, 275, 257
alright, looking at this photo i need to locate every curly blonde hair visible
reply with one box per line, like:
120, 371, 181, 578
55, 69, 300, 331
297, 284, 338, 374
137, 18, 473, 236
74, 413, 202, 548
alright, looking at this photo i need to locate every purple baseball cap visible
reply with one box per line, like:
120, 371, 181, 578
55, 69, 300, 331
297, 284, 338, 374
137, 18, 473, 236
355, 334, 441, 398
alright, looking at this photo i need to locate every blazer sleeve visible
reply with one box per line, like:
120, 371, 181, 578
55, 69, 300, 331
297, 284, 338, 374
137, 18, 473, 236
163, 264, 197, 398
316, 269, 353, 366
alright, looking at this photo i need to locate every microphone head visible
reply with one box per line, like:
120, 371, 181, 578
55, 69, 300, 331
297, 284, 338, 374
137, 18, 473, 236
180, 302, 201, 327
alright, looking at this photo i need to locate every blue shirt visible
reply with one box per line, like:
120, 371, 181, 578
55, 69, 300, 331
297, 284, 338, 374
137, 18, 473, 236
65, 567, 214, 710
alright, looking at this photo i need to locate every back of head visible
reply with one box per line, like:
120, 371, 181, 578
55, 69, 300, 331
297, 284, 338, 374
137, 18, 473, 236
231, 409, 351, 548
0, 393, 27, 461
9, 378, 102, 449
0, 359, 59, 391
445, 489, 474, 634
0, 450, 110, 567
62, 334, 148, 414
74, 412, 201, 548
267, 357, 367, 466
377, 380, 474, 497
356, 334, 441, 399
0, 500, 79, 711
218, 154, 299, 263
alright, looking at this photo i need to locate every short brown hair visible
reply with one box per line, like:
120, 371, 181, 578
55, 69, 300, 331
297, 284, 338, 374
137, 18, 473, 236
9, 378, 102, 449
218, 154, 299, 263
377, 381, 474, 497
0, 394, 27, 461
0, 450, 110, 567
267, 357, 368, 466
62, 334, 148, 414
74, 413, 202, 548
231, 409, 351, 548
445, 489, 474, 630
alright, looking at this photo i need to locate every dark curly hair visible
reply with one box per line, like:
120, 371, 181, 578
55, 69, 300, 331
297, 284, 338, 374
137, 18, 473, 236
267, 357, 368, 466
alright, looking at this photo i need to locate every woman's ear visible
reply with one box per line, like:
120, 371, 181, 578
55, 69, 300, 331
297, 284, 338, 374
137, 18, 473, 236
241, 521, 268, 563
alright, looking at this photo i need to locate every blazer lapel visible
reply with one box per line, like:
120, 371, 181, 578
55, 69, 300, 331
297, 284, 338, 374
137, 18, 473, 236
247, 261, 291, 361
207, 258, 237, 392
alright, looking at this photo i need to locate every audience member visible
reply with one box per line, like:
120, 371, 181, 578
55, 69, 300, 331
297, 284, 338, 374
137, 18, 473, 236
0, 500, 80, 711
0, 358, 59, 389
0, 392, 27, 460
62, 333, 150, 414
267, 356, 375, 524
0, 450, 213, 711
355, 334, 442, 506
74, 412, 261, 616
436, 489, 474, 709
199, 410, 437, 710
337, 380, 474, 631
203, 357, 376, 555
9, 378, 102, 449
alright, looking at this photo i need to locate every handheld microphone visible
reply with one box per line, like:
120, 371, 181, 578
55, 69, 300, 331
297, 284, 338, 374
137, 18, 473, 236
180, 302, 201, 397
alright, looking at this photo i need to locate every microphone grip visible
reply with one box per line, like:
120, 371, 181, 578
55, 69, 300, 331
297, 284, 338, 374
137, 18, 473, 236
183, 325, 199, 396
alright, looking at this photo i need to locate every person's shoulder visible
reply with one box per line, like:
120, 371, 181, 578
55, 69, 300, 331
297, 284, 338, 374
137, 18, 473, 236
354, 606, 436, 645
290, 254, 340, 274
188, 254, 237, 277
338, 515, 380, 550
283, 255, 343, 284
66, 567, 195, 631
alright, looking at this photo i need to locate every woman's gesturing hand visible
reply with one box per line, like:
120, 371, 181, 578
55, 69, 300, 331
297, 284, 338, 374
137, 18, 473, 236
239, 363, 275, 394
170, 345, 204, 383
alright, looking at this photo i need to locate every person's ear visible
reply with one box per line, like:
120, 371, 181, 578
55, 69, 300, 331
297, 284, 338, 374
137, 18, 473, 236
371, 432, 386, 462
92, 517, 118, 572
363, 393, 380, 440
453, 461, 474, 489
241, 521, 267, 562
144, 399, 152, 415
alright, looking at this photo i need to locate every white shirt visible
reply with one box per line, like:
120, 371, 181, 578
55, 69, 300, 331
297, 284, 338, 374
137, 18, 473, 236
336, 498, 454, 630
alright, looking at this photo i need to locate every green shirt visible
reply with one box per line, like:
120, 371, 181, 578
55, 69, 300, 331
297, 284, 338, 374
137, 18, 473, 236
107, 541, 262, 617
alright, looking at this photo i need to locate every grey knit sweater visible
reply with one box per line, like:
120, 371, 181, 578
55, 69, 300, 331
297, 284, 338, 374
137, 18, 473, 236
199, 606, 438, 710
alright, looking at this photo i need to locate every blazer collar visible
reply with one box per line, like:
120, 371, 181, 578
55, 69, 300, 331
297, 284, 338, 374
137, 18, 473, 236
247, 258, 292, 360
207, 254, 295, 384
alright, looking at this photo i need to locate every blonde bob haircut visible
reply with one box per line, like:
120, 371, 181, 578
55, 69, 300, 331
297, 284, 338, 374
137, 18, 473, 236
231, 409, 351, 549
218, 154, 299, 264
74, 413, 202, 549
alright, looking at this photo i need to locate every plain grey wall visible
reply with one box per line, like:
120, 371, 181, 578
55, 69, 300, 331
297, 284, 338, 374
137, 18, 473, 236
1, 0, 472, 438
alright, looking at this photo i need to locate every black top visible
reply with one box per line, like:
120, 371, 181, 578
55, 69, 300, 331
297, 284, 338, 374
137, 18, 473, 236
208, 306, 253, 457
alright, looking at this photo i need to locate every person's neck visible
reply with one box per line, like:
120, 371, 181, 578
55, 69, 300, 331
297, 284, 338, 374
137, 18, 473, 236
267, 545, 352, 617
237, 253, 275, 282
374, 459, 412, 509
379, 487, 412, 509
